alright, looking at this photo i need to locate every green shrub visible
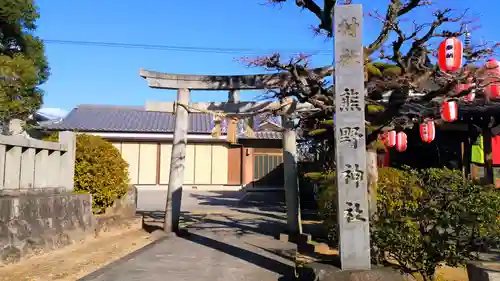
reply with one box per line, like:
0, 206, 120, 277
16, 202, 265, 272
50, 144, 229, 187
382, 66, 402, 76
311, 166, 500, 281
366, 63, 383, 78
46, 133, 130, 213
376, 167, 422, 216
372, 167, 500, 281
304, 171, 337, 246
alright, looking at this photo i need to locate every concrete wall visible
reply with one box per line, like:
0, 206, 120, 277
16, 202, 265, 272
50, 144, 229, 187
0, 189, 94, 265
112, 141, 229, 186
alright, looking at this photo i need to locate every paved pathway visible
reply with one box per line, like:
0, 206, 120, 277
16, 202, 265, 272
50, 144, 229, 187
79, 189, 296, 281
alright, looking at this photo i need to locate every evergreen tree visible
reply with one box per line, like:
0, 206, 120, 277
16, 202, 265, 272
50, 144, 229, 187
0, 0, 49, 133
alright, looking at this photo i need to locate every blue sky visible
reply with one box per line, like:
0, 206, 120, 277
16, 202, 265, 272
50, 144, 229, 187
36, 0, 499, 116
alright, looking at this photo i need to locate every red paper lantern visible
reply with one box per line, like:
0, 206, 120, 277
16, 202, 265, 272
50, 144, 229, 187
395, 132, 407, 152
438, 37, 463, 72
441, 100, 458, 122
485, 58, 500, 74
419, 120, 436, 143
484, 59, 500, 99
486, 84, 500, 99
456, 77, 475, 102
384, 130, 397, 148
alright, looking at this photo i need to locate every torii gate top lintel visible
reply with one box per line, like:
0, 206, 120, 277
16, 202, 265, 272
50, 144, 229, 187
139, 67, 332, 91
139, 68, 283, 91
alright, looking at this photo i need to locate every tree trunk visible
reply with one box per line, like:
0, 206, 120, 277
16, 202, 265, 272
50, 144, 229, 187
366, 148, 378, 217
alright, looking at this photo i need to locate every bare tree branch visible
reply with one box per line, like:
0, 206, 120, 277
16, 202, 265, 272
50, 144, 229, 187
249, 1, 499, 146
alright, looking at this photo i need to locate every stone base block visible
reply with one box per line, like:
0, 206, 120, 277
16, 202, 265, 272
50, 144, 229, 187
278, 232, 312, 244
467, 261, 500, 281
297, 262, 412, 281
103, 185, 137, 218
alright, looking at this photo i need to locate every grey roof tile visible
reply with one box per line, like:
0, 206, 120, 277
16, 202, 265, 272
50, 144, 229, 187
44, 106, 212, 134
42, 105, 286, 140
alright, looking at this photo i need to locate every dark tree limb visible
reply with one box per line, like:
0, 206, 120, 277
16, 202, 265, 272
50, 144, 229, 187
247, 1, 499, 145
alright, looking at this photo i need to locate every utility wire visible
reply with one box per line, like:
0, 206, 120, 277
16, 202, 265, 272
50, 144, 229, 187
42, 39, 333, 56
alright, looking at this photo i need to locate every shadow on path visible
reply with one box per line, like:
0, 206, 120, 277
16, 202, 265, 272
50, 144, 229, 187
182, 231, 295, 280
231, 208, 286, 220
246, 242, 297, 263
184, 213, 286, 237
189, 191, 286, 209
138, 210, 287, 238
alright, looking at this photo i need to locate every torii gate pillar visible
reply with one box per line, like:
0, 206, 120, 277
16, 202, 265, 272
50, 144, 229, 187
164, 88, 190, 233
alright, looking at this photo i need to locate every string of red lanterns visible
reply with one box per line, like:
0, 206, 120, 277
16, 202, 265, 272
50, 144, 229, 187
437, 38, 500, 100
378, 37, 499, 153
380, 130, 407, 152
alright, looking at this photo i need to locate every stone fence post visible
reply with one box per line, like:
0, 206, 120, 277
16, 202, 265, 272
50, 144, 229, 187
59, 131, 76, 191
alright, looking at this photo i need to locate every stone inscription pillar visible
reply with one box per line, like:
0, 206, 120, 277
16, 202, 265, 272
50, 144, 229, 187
334, 4, 371, 270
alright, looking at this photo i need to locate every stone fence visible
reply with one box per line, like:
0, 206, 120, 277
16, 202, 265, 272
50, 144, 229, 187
0, 133, 140, 265
0, 131, 76, 190
0, 131, 93, 265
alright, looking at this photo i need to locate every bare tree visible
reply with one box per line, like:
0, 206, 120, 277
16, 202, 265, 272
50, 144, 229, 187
242, 0, 499, 215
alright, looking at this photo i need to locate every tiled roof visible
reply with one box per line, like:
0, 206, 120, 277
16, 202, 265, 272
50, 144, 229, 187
44, 105, 213, 133
42, 105, 284, 140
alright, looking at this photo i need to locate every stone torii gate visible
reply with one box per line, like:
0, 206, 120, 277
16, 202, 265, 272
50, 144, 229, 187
139, 68, 316, 237
139, 3, 378, 274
